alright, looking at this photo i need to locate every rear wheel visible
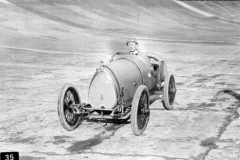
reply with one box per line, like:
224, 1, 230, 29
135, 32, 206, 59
131, 85, 150, 136
162, 72, 176, 110
57, 83, 84, 131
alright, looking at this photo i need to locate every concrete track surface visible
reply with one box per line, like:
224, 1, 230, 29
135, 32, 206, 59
0, 0, 240, 160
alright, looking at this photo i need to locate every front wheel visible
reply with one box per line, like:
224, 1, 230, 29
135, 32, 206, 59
131, 85, 150, 136
162, 72, 176, 110
57, 83, 84, 131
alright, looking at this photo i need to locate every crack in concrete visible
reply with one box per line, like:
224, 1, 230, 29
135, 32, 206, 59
175, 108, 224, 112
0, 97, 56, 103
197, 106, 240, 160
82, 151, 189, 159
19, 156, 44, 160
31, 150, 188, 160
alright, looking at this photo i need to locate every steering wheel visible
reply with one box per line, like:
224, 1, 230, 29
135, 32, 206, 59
110, 52, 126, 62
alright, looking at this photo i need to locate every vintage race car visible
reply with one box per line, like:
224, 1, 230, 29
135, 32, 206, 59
57, 52, 176, 135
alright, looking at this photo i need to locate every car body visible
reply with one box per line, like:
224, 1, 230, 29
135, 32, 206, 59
58, 52, 176, 135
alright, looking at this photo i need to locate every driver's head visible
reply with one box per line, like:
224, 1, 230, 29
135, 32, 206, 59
126, 38, 138, 52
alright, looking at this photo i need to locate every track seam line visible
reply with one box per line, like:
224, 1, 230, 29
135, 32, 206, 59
172, 0, 215, 18
0, 45, 107, 55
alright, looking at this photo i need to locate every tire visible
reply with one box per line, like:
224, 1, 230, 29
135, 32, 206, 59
162, 72, 176, 110
57, 83, 83, 131
131, 85, 150, 136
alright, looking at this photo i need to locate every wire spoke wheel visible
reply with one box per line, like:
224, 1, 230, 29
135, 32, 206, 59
162, 72, 176, 110
168, 76, 176, 105
58, 83, 83, 131
63, 89, 79, 125
131, 85, 150, 136
137, 93, 149, 130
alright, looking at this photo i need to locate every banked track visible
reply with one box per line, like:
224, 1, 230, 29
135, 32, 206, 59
6, 0, 240, 44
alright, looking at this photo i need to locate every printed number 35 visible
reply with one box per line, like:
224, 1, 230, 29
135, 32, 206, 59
5, 154, 14, 160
